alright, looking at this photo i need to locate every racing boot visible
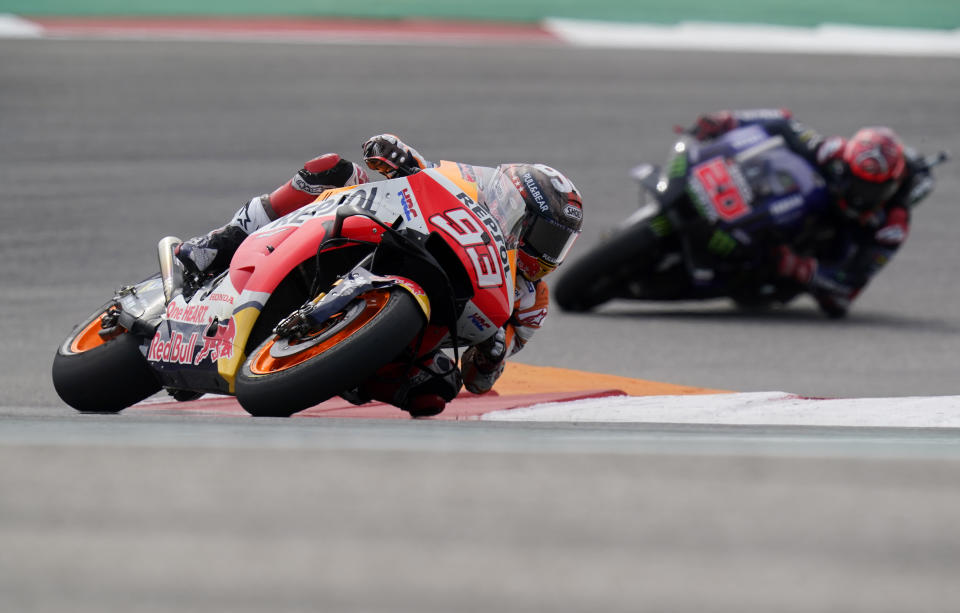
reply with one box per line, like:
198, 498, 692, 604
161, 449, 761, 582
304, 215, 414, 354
176, 223, 249, 277
176, 154, 367, 276
347, 351, 463, 418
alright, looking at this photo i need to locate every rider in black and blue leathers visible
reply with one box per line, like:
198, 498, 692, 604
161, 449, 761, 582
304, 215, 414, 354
689, 108, 936, 317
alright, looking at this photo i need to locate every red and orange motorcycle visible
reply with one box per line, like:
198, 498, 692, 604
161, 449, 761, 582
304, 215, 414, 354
52, 162, 523, 417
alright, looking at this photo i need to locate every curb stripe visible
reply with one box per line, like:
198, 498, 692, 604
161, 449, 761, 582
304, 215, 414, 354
546, 18, 960, 57
130, 363, 719, 420
485, 391, 960, 428
12, 16, 560, 44
4, 15, 960, 56
0, 13, 42, 37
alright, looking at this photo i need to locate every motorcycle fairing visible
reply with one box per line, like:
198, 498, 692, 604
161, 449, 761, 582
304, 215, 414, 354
145, 283, 247, 393
147, 162, 517, 394
686, 126, 830, 242
406, 165, 516, 333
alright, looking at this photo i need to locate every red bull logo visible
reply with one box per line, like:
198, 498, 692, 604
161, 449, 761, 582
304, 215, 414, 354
147, 330, 199, 365
147, 318, 237, 365
195, 318, 237, 363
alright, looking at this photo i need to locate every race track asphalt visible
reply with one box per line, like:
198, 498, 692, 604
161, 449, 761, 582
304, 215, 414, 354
2, 38, 960, 612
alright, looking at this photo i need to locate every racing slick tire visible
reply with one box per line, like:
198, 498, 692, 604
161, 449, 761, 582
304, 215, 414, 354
236, 288, 426, 417
52, 304, 161, 413
554, 222, 661, 312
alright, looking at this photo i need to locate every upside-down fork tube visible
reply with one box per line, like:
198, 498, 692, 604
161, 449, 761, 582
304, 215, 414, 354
275, 266, 430, 339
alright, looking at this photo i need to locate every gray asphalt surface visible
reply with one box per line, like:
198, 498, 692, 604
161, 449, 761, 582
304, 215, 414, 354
3, 39, 960, 612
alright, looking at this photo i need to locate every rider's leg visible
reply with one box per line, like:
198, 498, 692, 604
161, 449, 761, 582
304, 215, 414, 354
176, 154, 367, 275
342, 350, 463, 416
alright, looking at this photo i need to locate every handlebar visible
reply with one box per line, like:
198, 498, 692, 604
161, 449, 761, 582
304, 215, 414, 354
922, 151, 951, 171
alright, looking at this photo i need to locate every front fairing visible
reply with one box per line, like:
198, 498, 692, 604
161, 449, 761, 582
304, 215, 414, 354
685, 126, 829, 243
401, 163, 518, 343
145, 275, 244, 394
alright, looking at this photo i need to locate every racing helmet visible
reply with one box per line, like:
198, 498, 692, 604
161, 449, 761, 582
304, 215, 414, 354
487, 164, 583, 281
836, 127, 906, 216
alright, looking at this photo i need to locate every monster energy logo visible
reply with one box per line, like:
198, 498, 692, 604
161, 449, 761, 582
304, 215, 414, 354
649, 214, 673, 237
707, 229, 738, 256
668, 152, 688, 179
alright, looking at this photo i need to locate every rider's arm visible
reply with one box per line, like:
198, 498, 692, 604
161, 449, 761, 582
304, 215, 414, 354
895, 148, 938, 209
461, 278, 549, 394
505, 277, 550, 356
362, 134, 434, 179
690, 109, 826, 164
689, 108, 792, 140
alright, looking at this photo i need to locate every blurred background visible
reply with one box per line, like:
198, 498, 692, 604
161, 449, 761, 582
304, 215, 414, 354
2, 3, 960, 612
3, 1, 959, 402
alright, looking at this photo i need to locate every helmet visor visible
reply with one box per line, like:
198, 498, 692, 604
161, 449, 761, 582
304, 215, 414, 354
845, 175, 900, 211
524, 214, 580, 266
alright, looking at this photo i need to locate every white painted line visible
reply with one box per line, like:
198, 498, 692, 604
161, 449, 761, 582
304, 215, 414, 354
545, 19, 960, 57
485, 391, 960, 427
0, 14, 42, 38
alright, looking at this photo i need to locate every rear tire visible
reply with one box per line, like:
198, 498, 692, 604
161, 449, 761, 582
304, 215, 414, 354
52, 305, 161, 413
235, 288, 426, 417
554, 222, 662, 312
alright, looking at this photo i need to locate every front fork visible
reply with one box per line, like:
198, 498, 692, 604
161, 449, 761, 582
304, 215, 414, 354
273, 265, 431, 340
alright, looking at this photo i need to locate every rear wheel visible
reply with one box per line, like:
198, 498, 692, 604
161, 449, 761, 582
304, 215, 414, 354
52, 304, 161, 412
553, 222, 663, 312
235, 288, 426, 417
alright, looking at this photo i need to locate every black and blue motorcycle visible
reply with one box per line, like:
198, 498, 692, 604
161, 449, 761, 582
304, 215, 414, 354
554, 125, 942, 314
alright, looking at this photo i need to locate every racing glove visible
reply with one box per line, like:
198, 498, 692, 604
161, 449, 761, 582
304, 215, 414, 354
874, 206, 910, 247
362, 134, 430, 179
689, 111, 738, 141
461, 328, 507, 395
774, 245, 817, 285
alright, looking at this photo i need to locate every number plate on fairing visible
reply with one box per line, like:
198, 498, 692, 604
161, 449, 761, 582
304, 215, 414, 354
687, 157, 755, 224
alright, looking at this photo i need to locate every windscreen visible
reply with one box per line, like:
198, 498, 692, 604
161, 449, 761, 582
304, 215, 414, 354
480, 170, 527, 250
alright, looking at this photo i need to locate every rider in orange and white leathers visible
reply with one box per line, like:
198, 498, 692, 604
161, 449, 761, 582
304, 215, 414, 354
175, 134, 583, 413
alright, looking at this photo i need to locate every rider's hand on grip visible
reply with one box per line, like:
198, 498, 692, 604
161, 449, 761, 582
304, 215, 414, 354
690, 111, 737, 141
874, 206, 910, 247
362, 134, 429, 179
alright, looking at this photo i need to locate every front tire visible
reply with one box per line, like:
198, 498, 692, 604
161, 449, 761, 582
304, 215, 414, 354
52, 304, 161, 413
554, 222, 662, 312
235, 288, 426, 417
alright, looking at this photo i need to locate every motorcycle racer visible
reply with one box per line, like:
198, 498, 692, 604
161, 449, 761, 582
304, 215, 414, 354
688, 109, 936, 317
176, 134, 583, 413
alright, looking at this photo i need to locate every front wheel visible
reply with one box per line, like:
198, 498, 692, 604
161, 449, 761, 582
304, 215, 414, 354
235, 288, 426, 417
553, 221, 663, 312
52, 304, 161, 412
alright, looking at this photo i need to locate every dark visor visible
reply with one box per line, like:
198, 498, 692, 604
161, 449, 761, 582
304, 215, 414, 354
846, 175, 899, 211
524, 216, 580, 266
